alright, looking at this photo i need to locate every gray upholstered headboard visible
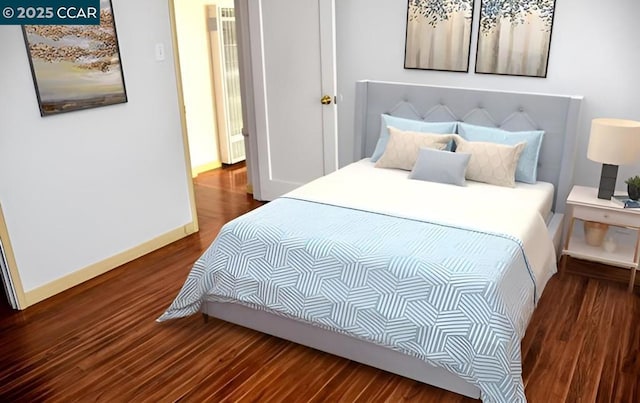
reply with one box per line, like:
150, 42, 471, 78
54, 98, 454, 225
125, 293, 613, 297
354, 80, 583, 213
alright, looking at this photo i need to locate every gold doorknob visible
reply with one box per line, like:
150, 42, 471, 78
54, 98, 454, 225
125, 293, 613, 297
320, 95, 332, 105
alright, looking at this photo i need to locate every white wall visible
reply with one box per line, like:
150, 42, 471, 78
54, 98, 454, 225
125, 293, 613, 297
0, 0, 193, 293
174, 0, 221, 172
336, 0, 640, 191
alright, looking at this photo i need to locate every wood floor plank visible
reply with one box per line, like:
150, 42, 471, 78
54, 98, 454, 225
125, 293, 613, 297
548, 278, 599, 402
521, 273, 575, 388
524, 276, 597, 402
614, 291, 640, 403
273, 348, 349, 401
1, 163, 639, 402
305, 361, 364, 402
381, 376, 449, 402
352, 370, 401, 402
234, 345, 325, 402
566, 282, 616, 402
312, 363, 379, 402
181, 332, 291, 401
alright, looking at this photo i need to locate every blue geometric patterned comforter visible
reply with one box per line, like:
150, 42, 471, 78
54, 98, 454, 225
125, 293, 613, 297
158, 198, 538, 403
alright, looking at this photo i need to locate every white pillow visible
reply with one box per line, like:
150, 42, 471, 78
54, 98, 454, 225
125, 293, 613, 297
453, 135, 525, 187
375, 127, 453, 171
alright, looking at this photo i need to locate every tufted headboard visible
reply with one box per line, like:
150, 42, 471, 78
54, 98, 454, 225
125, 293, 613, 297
354, 80, 583, 213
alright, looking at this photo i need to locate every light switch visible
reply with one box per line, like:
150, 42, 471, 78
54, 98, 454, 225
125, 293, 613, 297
155, 43, 166, 61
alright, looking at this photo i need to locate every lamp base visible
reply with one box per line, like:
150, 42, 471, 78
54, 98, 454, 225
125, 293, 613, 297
597, 163, 618, 200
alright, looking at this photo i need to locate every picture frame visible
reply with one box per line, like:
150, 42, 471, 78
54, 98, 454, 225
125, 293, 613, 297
475, 0, 557, 78
404, 0, 475, 72
22, 0, 127, 116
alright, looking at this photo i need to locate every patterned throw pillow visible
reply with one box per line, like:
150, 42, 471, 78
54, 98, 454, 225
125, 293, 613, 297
375, 127, 452, 171
457, 122, 544, 184
453, 135, 525, 187
370, 115, 458, 162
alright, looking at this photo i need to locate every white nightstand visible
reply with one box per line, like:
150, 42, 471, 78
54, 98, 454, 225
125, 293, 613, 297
562, 185, 640, 291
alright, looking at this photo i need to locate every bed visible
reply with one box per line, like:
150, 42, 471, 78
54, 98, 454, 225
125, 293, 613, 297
159, 81, 583, 402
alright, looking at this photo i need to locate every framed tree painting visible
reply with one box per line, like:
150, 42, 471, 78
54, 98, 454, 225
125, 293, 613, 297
22, 0, 127, 116
404, 0, 475, 72
475, 0, 557, 77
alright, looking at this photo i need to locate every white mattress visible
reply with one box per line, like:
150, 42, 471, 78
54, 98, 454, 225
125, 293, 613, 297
286, 158, 557, 296
305, 159, 554, 219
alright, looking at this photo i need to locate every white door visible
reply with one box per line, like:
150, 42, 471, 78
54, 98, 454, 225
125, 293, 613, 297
239, 0, 338, 200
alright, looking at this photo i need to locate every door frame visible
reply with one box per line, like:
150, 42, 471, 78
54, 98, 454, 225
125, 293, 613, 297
234, 0, 261, 199
168, 0, 200, 233
0, 203, 26, 310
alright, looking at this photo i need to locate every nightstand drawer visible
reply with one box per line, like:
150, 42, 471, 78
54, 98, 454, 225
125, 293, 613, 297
573, 205, 640, 227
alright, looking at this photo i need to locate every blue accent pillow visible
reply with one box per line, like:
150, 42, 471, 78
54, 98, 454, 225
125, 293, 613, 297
370, 115, 457, 162
409, 147, 471, 186
457, 123, 544, 184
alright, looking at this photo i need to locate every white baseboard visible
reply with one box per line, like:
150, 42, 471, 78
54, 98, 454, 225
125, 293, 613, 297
191, 160, 222, 178
23, 222, 197, 308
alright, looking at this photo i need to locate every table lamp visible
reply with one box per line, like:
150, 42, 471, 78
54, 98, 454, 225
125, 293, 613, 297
587, 118, 640, 200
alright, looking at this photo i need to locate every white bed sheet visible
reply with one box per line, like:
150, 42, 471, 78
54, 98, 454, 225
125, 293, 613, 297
286, 158, 557, 297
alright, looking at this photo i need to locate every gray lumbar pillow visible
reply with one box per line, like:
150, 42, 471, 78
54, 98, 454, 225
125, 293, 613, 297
409, 147, 471, 186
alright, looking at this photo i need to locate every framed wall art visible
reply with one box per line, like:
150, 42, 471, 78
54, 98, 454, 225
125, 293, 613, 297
404, 0, 475, 72
475, 0, 557, 77
22, 0, 127, 116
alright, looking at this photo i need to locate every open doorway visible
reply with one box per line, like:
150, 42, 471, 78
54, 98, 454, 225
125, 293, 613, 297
171, 0, 246, 179
206, 4, 245, 165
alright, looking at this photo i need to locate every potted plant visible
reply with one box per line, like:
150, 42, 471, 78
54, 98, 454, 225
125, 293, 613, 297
625, 175, 640, 200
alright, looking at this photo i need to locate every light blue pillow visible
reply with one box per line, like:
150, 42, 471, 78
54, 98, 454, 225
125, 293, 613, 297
409, 147, 471, 186
457, 122, 544, 184
370, 115, 457, 162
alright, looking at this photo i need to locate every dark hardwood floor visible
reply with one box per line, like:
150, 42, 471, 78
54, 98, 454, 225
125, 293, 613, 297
1, 164, 639, 402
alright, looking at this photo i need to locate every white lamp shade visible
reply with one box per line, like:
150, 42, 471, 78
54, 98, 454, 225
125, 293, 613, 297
587, 118, 640, 165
